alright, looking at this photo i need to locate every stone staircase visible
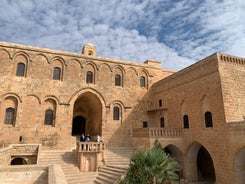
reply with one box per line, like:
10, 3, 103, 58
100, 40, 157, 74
39, 150, 97, 184
93, 148, 135, 184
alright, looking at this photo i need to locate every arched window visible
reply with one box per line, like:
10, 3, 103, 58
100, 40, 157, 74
140, 76, 146, 87
86, 71, 93, 83
113, 106, 120, 120
183, 115, 189, 128
159, 100, 162, 107
4, 108, 15, 124
16, 63, 25, 76
143, 121, 148, 128
88, 51, 93, 55
115, 74, 121, 86
53, 67, 61, 80
44, 109, 54, 125
160, 117, 165, 128
205, 111, 213, 127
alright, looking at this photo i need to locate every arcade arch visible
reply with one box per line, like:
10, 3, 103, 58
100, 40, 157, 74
234, 147, 245, 184
186, 142, 216, 182
164, 144, 184, 179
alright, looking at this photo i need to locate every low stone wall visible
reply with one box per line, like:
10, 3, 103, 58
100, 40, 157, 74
0, 165, 48, 184
0, 144, 40, 166
0, 164, 67, 184
0, 147, 12, 165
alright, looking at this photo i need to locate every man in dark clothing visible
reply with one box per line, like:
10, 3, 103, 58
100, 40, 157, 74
80, 133, 86, 142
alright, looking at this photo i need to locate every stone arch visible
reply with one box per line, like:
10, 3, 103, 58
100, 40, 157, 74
126, 67, 138, 87
138, 69, 149, 88
1, 95, 20, 126
0, 48, 11, 59
137, 68, 150, 77
82, 61, 98, 70
50, 56, 67, 66
97, 63, 112, 86
68, 58, 82, 68
27, 94, 41, 105
2, 93, 22, 103
69, 88, 106, 139
98, 63, 112, 72
29, 54, 50, 79
13, 53, 29, 77
44, 95, 60, 105
12, 51, 30, 62
111, 100, 124, 122
164, 144, 184, 178
11, 157, 27, 165
82, 62, 97, 84
22, 95, 41, 127
185, 142, 216, 182
112, 66, 125, 87
43, 97, 58, 126
112, 65, 126, 74
0, 49, 12, 74
66, 58, 82, 81
234, 146, 245, 184
50, 57, 65, 81
31, 53, 50, 63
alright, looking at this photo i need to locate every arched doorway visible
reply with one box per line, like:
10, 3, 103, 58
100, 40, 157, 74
72, 92, 102, 140
164, 144, 184, 180
197, 146, 216, 181
186, 143, 216, 182
11, 157, 26, 165
72, 116, 86, 136
234, 147, 245, 184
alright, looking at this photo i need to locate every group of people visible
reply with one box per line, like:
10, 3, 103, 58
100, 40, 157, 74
80, 133, 102, 142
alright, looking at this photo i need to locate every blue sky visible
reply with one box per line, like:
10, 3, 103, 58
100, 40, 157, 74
0, 0, 244, 70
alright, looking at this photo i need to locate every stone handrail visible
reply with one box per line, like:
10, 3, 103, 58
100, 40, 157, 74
76, 142, 105, 152
133, 128, 183, 138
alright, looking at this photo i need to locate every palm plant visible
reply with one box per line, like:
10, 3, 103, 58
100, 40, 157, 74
119, 140, 178, 184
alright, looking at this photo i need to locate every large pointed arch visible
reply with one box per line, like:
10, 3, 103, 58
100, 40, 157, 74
69, 88, 106, 139
185, 142, 216, 182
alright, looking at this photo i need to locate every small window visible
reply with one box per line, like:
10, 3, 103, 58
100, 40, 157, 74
4, 108, 15, 124
159, 100, 162, 107
115, 74, 121, 86
86, 71, 93, 83
113, 106, 120, 120
205, 111, 213, 127
44, 109, 54, 125
183, 115, 189, 128
53, 67, 61, 80
160, 117, 164, 128
140, 76, 146, 87
16, 63, 25, 76
88, 51, 93, 55
143, 121, 148, 128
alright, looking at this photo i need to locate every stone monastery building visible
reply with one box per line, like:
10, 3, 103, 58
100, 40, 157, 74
0, 41, 244, 184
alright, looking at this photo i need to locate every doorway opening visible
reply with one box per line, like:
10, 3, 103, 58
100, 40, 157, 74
197, 146, 216, 181
72, 116, 86, 136
72, 92, 102, 139
11, 157, 26, 165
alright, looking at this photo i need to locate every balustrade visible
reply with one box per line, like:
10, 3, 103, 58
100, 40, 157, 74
76, 142, 105, 152
133, 128, 183, 138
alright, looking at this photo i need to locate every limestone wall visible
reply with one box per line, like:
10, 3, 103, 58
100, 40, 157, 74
0, 41, 173, 149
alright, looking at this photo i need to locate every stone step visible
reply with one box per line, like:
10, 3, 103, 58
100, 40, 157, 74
94, 165, 128, 184
39, 150, 97, 184
94, 174, 116, 184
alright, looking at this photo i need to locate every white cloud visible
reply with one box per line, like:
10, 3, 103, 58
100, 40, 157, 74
0, 0, 244, 71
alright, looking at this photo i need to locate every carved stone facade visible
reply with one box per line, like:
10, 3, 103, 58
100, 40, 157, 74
0, 41, 244, 183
